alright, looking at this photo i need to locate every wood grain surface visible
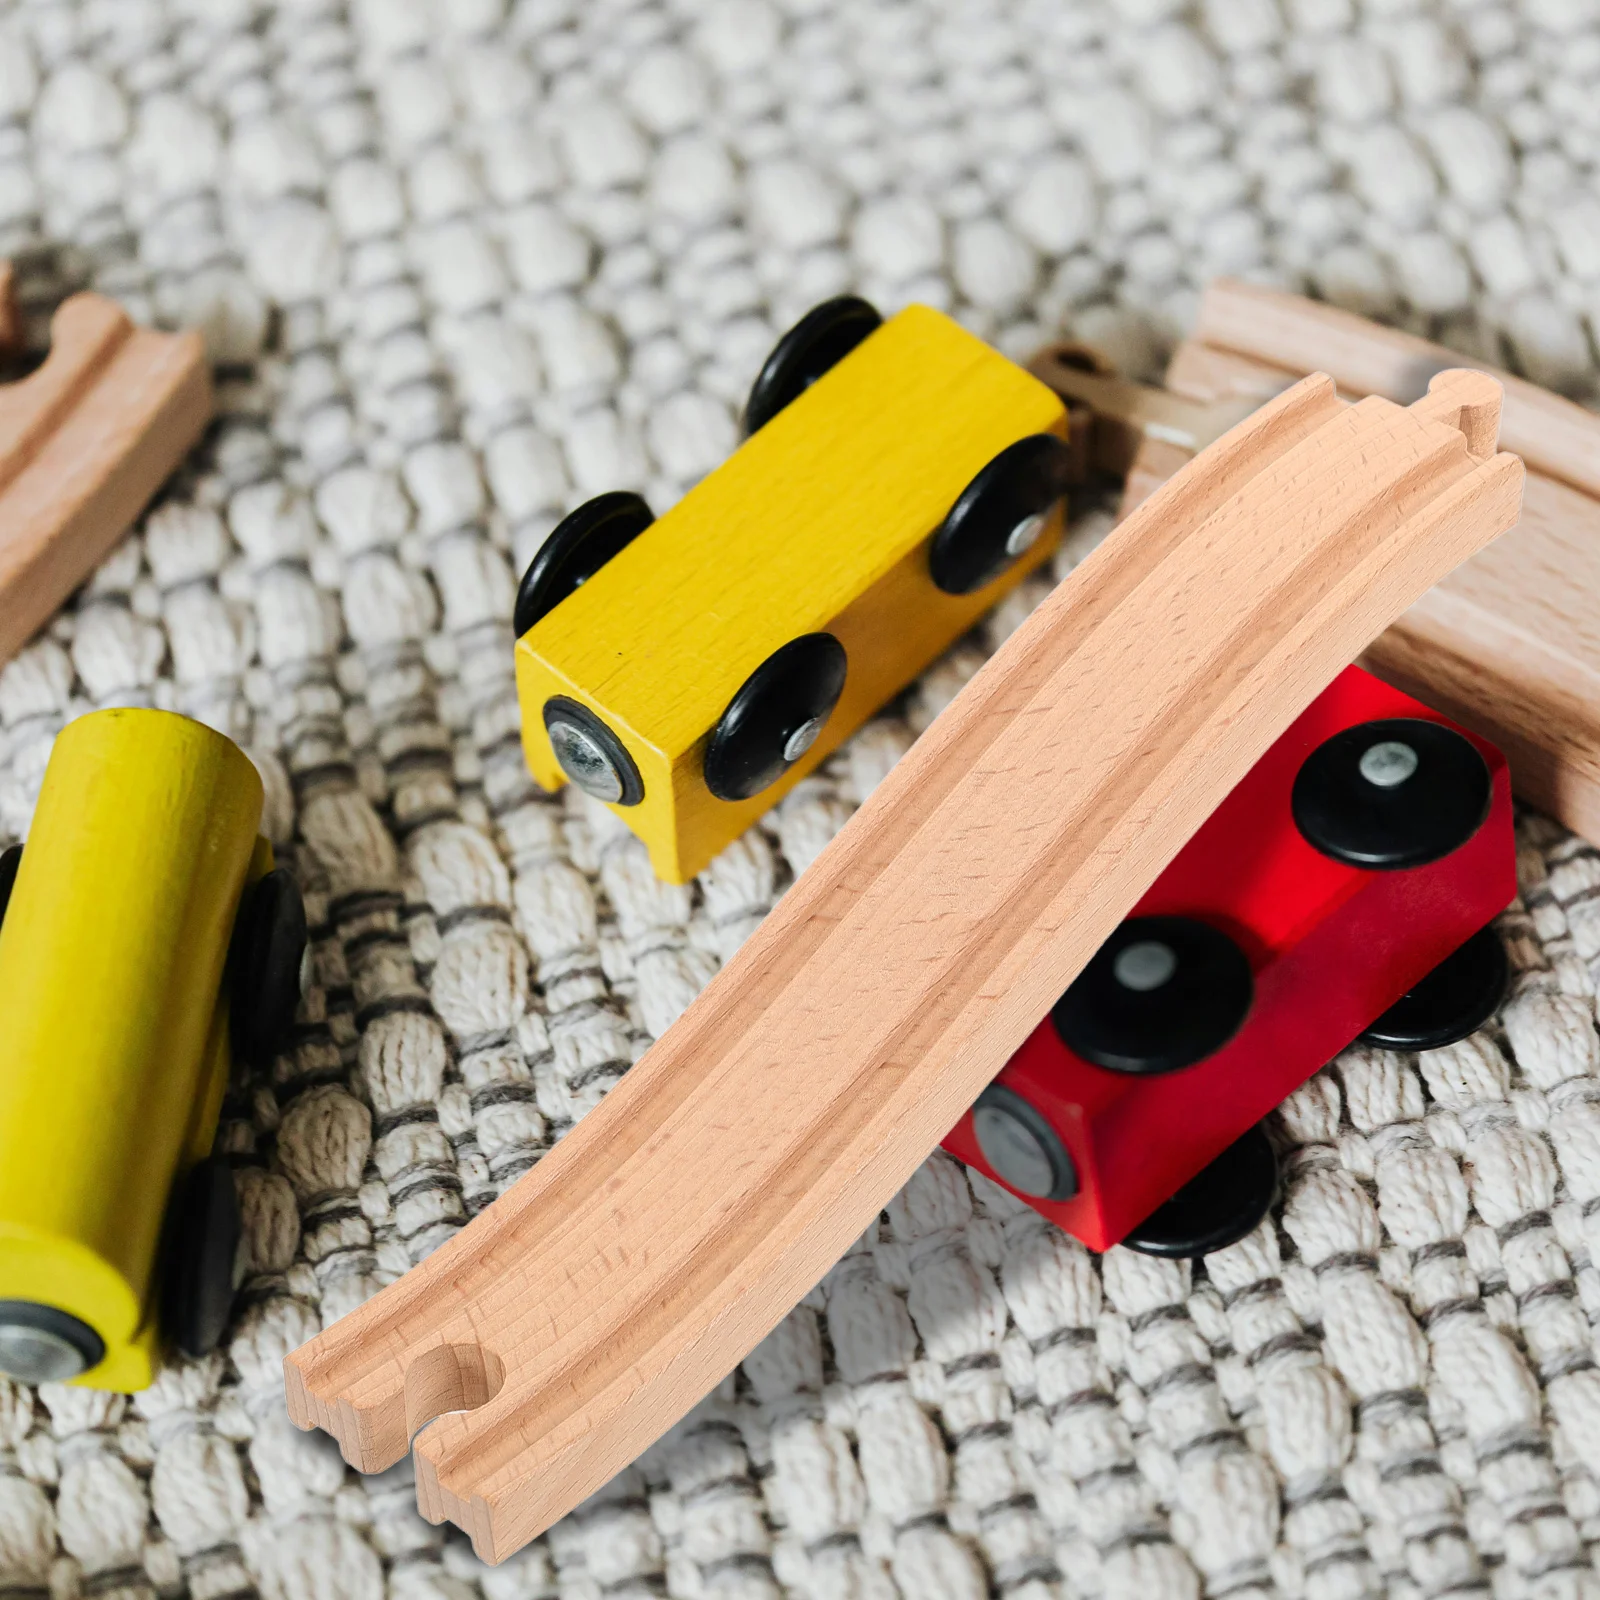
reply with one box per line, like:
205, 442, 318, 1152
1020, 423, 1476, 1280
1104, 282, 1600, 842
285, 369, 1524, 1564
1191, 278, 1600, 499
0, 275, 212, 666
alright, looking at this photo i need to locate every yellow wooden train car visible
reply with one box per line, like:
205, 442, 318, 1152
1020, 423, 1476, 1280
0, 708, 306, 1390
513, 298, 1072, 883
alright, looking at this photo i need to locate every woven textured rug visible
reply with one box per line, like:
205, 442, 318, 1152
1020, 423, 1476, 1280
2, 1, 1599, 1597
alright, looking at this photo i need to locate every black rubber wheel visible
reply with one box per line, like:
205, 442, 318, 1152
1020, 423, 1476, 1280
1052, 915, 1253, 1076
0, 842, 20, 926
513, 491, 654, 639
1359, 924, 1509, 1050
1123, 1125, 1278, 1258
1293, 717, 1491, 870
0, 1299, 104, 1384
971, 1084, 1077, 1201
704, 633, 848, 802
928, 433, 1073, 595
743, 296, 883, 435
162, 1155, 241, 1358
229, 868, 308, 1069
543, 696, 646, 806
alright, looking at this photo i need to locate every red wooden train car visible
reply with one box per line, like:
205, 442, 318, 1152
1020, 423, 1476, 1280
943, 665, 1514, 1256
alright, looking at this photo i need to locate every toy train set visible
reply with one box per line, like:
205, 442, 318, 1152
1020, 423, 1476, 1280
0, 296, 1525, 1417
0, 269, 1541, 1571
0, 709, 306, 1390
509, 294, 1517, 1258
290, 344, 1524, 1556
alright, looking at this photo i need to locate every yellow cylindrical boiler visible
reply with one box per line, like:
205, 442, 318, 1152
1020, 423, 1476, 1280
0, 708, 264, 1390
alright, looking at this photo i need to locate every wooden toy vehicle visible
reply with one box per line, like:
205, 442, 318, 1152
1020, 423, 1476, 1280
287, 367, 1523, 1562
1032, 276, 1600, 846
0, 709, 306, 1390
944, 664, 1513, 1253
513, 298, 1071, 882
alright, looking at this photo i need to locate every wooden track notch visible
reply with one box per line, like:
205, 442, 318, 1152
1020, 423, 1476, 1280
0, 263, 213, 666
286, 368, 1525, 1562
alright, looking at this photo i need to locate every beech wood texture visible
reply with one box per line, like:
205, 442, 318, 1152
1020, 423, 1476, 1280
0, 268, 213, 666
1103, 279, 1600, 842
285, 369, 1524, 1564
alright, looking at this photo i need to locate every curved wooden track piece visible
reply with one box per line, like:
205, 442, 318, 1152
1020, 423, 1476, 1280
1091, 278, 1600, 845
0, 266, 212, 665
286, 368, 1524, 1563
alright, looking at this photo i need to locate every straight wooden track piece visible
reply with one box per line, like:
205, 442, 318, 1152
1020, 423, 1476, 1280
285, 369, 1524, 1563
0, 266, 213, 665
1057, 278, 1600, 842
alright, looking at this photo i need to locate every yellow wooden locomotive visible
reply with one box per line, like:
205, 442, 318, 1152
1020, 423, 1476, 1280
0, 709, 306, 1390
513, 299, 1072, 882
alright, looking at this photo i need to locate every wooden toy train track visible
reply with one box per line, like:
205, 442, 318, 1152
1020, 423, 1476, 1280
0, 263, 213, 666
286, 366, 1524, 1562
1034, 277, 1600, 844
